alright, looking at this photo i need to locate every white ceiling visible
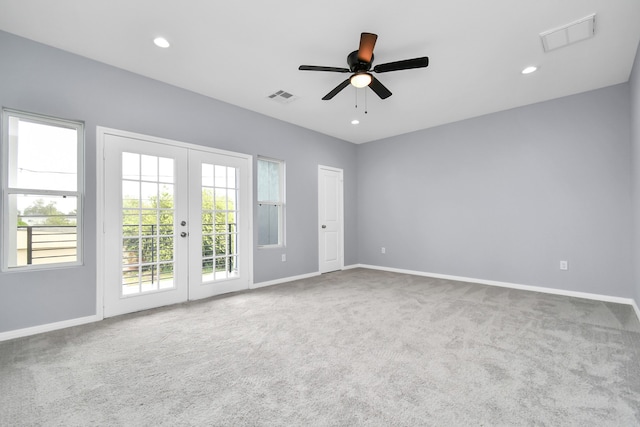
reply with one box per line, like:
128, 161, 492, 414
0, 1, 639, 144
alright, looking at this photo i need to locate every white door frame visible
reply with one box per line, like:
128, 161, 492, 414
96, 127, 253, 319
318, 165, 344, 273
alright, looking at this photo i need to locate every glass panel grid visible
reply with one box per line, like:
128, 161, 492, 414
121, 153, 176, 296
201, 163, 240, 283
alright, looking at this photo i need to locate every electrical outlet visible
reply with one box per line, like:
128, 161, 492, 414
381, 247, 386, 254
282, 254, 286, 262
560, 260, 568, 270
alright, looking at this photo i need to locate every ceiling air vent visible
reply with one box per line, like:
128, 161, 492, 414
540, 14, 596, 52
267, 90, 298, 104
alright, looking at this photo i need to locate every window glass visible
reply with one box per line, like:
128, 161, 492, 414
258, 204, 280, 246
257, 159, 281, 201
8, 118, 78, 191
257, 157, 284, 247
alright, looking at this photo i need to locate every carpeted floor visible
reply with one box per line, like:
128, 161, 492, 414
1, 268, 640, 426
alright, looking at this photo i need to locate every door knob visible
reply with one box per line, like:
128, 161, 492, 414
180, 220, 187, 226
180, 232, 188, 237
321, 225, 327, 229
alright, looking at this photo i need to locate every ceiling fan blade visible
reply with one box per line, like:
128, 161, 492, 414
322, 79, 351, 100
369, 76, 392, 99
299, 65, 351, 73
357, 32, 378, 63
373, 57, 429, 73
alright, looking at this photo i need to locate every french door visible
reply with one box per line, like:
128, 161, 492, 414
188, 150, 249, 299
102, 132, 250, 318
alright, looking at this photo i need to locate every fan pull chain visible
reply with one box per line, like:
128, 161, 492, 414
365, 88, 368, 114
354, 87, 368, 114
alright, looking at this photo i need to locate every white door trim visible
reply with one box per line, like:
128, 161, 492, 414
96, 126, 253, 319
318, 165, 344, 273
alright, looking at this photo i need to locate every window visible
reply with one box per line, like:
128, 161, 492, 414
2, 109, 84, 270
257, 157, 284, 247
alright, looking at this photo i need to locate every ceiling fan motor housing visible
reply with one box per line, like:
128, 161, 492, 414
348, 50, 373, 72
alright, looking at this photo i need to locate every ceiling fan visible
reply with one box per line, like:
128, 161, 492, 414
299, 32, 429, 100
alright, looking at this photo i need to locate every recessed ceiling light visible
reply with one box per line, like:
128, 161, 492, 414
351, 119, 360, 125
521, 66, 538, 75
153, 37, 170, 48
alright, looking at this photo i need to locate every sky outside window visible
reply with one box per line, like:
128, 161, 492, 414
9, 118, 78, 214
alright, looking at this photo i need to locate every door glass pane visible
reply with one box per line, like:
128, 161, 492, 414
141, 155, 158, 182
158, 157, 174, 183
122, 152, 140, 181
201, 163, 240, 283
159, 184, 174, 209
159, 263, 174, 289
141, 182, 158, 208
215, 165, 227, 188
122, 181, 140, 207
202, 163, 214, 187
121, 152, 176, 296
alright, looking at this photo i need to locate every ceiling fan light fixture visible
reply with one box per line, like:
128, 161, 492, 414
350, 73, 372, 88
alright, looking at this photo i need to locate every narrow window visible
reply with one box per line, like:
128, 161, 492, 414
2, 109, 84, 270
257, 157, 284, 247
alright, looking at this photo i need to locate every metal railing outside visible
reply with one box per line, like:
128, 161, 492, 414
17, 225, 77, 265
122, 223, 237, 285
18, 222, 237, 272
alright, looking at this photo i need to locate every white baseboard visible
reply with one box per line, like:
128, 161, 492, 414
251, 271, 321, 289
0, 314, 101, 342
632, 300, 640, 323
252, 265, 363, 289
356, 263, 639, 309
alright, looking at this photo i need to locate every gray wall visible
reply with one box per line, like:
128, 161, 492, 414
358, 84, 634, 297
0, 31, 358, 332
631, 39, 640, 305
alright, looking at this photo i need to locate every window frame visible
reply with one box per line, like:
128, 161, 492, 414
256, 156, 285, 248
1, 108, 85, 272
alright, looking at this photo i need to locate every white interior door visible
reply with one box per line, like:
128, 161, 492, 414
318, 165, 343, 273
102, 131, 251, 317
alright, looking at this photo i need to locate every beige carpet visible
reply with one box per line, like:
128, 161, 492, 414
1, 268, 640, 426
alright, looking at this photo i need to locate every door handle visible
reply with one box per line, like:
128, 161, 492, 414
321, 225, 327, 229
180, 232, 188, 237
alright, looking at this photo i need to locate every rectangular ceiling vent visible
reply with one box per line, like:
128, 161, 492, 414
267, 90, 298, 105
540, 13, 596, 52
